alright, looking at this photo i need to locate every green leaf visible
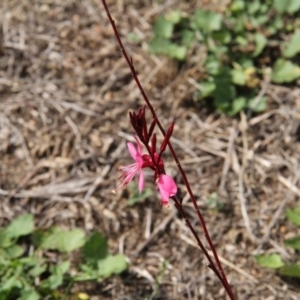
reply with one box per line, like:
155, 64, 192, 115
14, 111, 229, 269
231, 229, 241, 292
205, 59, 221, 75
181, 30, 195, 47
97, 254, 128, 278
247, 96, 267, 112
199, 81, 216, 98
148, 38, 187, 60
283, 30, 300, 58
287, 0, 300, 13
5, 244, 24, 259
18, 289, 40, 300
44, 261, 70, 290
253, 33, 267, 57
273, 0, 288, 13
247, 1, 261, 15
278, 264, 300, 277
83, 232, 108, 262
5, 214, 34, 238
56, 261, 70, 275
271, 59, 300, 83
230, 0, 245, 12
29, 264, 47, 277
236, 35, 248, 46
212, 30, 231, 44
228, 97, 247, 116
39, 227, 86, 253
193, 10, 223, 33
212, 71, 237, 112
274, 0, 300, 14
0, 265, 23, 291
165, 11, 181, 24
284, 236, 300, 250
286, 207, 300, 226
46, 274, 64, 290
73, 264, 97, 281
0, 229, 14, 248
153, 16, 174, 38
255, 253, 285, 269
231, 68, 246, 85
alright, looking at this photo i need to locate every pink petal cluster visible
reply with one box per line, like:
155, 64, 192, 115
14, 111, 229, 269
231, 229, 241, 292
113, 137, 177, 206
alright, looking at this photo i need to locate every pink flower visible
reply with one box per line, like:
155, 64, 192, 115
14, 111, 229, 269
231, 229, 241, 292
113, 137, 145, 193
157, 174, 177, 206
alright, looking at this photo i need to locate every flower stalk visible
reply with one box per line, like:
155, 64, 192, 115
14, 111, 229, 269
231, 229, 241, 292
102, 1, 236, 299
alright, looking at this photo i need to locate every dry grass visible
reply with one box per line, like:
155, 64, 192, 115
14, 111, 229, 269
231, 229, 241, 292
1, 0, 300, 299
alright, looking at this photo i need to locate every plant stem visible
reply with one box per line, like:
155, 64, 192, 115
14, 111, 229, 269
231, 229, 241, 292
102, 1, 236, 299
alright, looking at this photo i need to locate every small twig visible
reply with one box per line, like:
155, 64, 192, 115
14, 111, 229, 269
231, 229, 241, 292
239, 111, 258, 242
219, 127, 237, 191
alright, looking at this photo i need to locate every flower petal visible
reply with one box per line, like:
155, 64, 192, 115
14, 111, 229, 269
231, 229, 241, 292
138, 170, 144, 193
157, 174, 177, 206
127, 142, 137, 160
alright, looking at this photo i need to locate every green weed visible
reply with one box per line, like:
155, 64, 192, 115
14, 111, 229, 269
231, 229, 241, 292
255, 206, 300, 278
0, 214, 128, 300
148, 0, 300, 115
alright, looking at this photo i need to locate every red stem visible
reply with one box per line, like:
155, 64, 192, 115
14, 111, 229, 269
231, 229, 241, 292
102, 2, 236, 299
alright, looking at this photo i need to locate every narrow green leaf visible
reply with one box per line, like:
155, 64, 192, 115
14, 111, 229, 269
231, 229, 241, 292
271, 59, 300, 83
255, 253, 285, 269
286, 207, 300, 226
5, 214, 34, 238
278, 264, 300, 277
284, 237, 300, 250
283, 30, 300, 58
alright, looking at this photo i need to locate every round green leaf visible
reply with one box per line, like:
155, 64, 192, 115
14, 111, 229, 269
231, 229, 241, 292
284, 237, 300, 250
271, 59, 300, 83
286, 207, 300, 226
255, 253, 285, 269
83, 232, 108, 262
278, 264, 300, 278
5, 214, 34, 238
283, 30, 300, 58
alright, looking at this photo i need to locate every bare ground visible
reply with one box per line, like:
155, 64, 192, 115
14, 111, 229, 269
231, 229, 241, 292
0, 0, 300, 299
